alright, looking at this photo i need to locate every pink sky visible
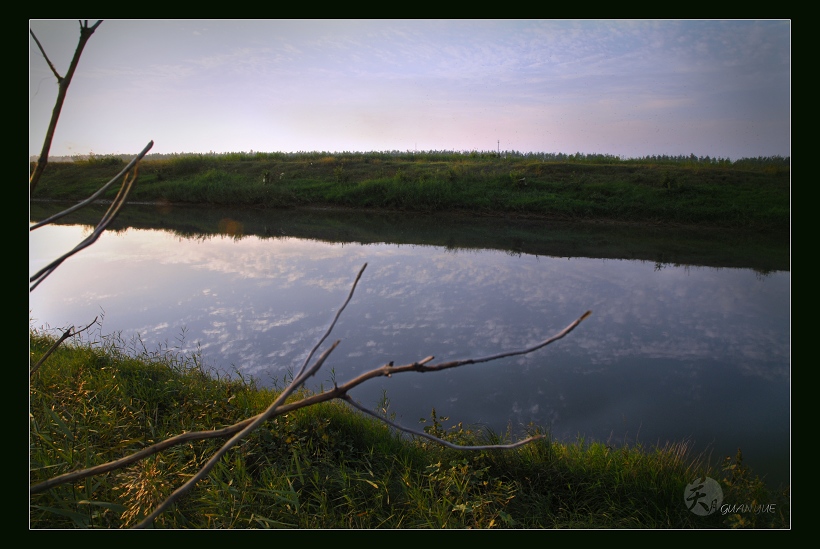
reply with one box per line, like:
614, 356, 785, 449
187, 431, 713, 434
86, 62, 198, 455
30, 20, 790, 161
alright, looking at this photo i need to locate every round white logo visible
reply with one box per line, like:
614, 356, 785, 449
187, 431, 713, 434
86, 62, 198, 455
684, 476, 723, 516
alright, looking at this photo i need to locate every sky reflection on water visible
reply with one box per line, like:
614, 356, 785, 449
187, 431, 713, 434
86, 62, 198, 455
29, 224, 790, 488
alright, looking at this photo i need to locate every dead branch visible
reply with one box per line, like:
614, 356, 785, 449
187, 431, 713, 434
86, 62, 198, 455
29, 141, 154, 291
134, 341, 342, 528
29, 22, 153, 293
133, 266, 369, 527
295, 263, 367, 380
31, 302, 589, 494
30, 317, 98, 378
344, 396, 546, 451
29, 28, 61, 82
128, 302, 582, 527
30, 264, 591, 528
29, 168, 135, 291
28, 24, 592, 528
30, 140, 154, 231
30, 20, 103, 192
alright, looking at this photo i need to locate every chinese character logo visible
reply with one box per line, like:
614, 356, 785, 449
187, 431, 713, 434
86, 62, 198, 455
684, 475, 723, 516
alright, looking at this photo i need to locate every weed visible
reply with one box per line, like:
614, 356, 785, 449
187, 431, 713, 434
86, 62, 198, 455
333, 166, 349, 184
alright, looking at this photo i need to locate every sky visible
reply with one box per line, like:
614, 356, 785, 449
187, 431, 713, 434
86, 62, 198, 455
29, 19, 791, 161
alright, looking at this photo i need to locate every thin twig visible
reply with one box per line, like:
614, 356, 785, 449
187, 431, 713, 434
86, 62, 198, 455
30, 20, 104, 192
343, 396, 546, 450
295, 263, 367, 381
29, 317, 98, 378
29, 29, 62, 82
29, 172, 134, 291
330, 310, 593, 390
30, 140, 154, 231
29, 145, 153, 292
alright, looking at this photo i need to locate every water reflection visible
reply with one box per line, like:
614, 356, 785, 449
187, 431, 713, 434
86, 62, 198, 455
29, 209, 790, 489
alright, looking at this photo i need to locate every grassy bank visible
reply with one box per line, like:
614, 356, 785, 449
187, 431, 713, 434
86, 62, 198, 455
30, 152, 790, 235
29, 329, 790, 529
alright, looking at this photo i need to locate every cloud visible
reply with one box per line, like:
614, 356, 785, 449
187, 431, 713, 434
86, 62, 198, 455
30, 19, 789, 159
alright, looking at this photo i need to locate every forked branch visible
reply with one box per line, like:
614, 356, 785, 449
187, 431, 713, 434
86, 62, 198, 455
344, 396, 546, 451
30, 317, 98, 378
30, 20, 104, 192
30, 264, 591, 529
29, 140, 154, 292
30, 140, 154, 232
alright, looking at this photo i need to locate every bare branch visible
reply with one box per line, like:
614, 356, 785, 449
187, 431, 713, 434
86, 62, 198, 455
343, 396, 546, 451
30, 417, 257, 495
30, 20, 103, 192
330, 310, 593, 391
30, 317, 98, 378
134, 341, 341, 528
32, 336, 348, 496
29, 29, 62, 82
295, 262, 367, 381
30, 140, 154, 231
31, 297, 591, 507
28, 20, 595, 529
30, 141, 154, 292
82, 20, 104, 33
30, 169, 135, 291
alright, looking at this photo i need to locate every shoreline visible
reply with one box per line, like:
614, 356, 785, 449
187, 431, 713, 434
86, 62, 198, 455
30, 197, 789, 238
29, 156, 791, 238
30, 199, 791, 273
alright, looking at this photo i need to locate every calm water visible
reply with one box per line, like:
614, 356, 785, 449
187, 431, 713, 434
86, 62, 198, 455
29, 209, 791, 488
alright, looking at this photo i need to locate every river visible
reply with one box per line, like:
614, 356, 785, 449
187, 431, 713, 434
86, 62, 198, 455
29, 203, 791, 489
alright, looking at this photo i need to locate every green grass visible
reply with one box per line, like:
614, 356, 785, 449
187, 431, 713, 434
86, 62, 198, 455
29, 328, 790, 529
30, 152, 790, 235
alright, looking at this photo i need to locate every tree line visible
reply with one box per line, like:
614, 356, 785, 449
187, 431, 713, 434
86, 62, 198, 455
35, 149, 791, 170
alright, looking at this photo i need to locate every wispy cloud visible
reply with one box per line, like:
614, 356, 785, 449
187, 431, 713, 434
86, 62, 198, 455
30, 19, 789, 159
